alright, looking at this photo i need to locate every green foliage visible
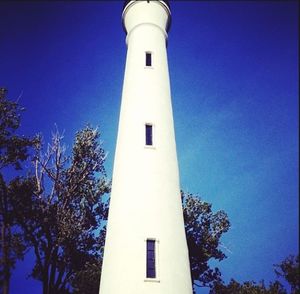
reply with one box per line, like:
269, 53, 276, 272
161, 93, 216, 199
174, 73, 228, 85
0, 87, 36, 294
274, 255, 299, 294
0, 88, 36, 170
71, 249, 102, 294
210, 255, 299, 294
210, 279, 287, 294
182, 191, 230, 292
10, 126, 110, 293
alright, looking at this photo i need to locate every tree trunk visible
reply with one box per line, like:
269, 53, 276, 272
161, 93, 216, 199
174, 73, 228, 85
2, 222, 11, 294
1, 176, 10, 294
48, 246, 58, 293
42, 267, 49, 294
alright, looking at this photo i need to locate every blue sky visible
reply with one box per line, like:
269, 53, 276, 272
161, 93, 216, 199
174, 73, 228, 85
0, 1, 298, 293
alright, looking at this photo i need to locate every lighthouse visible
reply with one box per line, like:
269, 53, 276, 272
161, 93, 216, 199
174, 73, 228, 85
99, 1, 193, 293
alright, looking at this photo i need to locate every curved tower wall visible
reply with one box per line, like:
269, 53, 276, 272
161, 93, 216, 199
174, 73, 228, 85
99, 1, 193, 293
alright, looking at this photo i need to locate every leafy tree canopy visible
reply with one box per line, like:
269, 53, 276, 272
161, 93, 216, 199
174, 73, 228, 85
182, 191, 230, 292
0, 87, 36, 294
210, 279, 287, 294
210, 254, 299, 294
9, 126, 110, 294
274, 254, 299, 294
0, 88, 35, 170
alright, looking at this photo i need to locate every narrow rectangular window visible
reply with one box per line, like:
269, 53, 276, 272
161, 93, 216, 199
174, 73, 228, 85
146, 52, 152, 67
146, 240, 156, 278
145, 124, 153, 146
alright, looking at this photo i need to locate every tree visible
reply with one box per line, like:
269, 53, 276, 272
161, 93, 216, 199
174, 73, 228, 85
210, 279, 287, 294
0, 88, 35, 170
182, 191, 230, 293
274, 254, 299, 294
209, 254, 299, 294
0, 87, 36, 294
71, 230, 105, 294
9, 126, 110, 294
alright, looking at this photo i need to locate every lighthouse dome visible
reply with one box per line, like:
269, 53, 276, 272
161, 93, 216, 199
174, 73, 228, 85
123, 0, 170, 11
122, 0, 171, 34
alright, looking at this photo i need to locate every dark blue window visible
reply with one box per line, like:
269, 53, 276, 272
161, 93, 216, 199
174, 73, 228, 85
145, 124, 153, 146
146, 240, 156, 278
146, 52, 152, 67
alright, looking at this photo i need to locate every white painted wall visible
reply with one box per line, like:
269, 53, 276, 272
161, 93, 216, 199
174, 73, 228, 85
99, 1, 193, 293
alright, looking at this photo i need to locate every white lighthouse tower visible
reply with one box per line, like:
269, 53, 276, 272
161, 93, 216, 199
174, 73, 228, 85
99, 1, 193, 293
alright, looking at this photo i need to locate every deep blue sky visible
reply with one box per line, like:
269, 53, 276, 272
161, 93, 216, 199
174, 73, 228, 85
0, 1, 298, 293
